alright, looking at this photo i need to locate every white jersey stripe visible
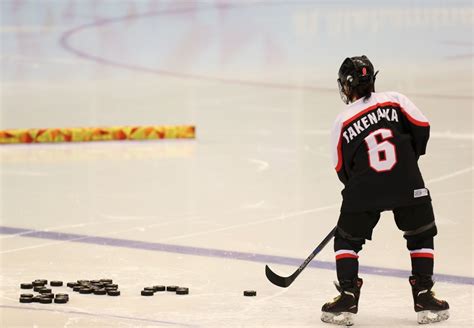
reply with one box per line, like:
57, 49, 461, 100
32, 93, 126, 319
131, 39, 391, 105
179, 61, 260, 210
335, 249, 358, 256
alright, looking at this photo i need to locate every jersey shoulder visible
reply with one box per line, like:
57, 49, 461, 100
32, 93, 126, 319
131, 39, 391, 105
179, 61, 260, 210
371, 91, 408, 105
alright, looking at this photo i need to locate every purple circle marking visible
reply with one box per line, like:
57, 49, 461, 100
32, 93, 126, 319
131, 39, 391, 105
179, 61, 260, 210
59, 4, 472, 100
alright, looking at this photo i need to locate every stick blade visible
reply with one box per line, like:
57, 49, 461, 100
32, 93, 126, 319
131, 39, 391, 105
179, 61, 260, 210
265, 265, 294, 288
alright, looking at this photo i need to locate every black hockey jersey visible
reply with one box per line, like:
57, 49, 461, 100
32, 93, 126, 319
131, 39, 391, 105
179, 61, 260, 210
331, 91, 431, 212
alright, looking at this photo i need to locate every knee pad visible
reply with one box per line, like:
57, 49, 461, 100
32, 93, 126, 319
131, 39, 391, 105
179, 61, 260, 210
335, 227, 366, 253
404, 222, 437, 250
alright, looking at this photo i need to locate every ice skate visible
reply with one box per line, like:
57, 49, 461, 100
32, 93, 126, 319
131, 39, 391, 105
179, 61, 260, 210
321, 278, 362, 326
409, 275, 449, 324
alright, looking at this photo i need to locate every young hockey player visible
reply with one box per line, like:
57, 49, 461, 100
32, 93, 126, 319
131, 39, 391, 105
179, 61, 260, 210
321, 56, 450, 326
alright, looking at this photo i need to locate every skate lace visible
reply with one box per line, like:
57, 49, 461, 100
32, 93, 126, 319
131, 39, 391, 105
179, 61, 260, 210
419, 290, 445, 305
429, 291, 445, 304
331, 295, 342, 303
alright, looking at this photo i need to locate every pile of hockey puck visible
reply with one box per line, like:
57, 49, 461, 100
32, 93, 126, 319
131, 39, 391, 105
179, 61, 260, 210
19, 279, 69, 304
67, 279, 120, 296
140, 285, 189, 296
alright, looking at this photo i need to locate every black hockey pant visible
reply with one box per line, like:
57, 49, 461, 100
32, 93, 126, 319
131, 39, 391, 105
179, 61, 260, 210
334, 202, 437, 281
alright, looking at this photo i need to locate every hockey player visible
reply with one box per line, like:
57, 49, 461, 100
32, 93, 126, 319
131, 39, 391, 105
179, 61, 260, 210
321, 56, 449, 326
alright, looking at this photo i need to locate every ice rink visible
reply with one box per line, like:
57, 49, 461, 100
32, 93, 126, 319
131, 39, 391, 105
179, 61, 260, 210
0, 0, 473, 327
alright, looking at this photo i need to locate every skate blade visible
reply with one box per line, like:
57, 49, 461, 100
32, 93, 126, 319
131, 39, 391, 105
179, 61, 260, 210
417, 310, 450, 324
321, 311, 354, 326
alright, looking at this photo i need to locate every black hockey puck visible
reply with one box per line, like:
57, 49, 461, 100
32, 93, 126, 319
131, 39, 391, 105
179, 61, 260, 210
141, 290, 154, 296
77, 280, 90, 285
39, 297, 53, 304
79, 288, 93, 294
73, 286, 82, 292
93, 289, 106, 295
56, 293, 69, 299
32, 279, 47, 286
50, 281, 63, 287
54, 297, 68, 304
34, 286, 43, 292
20, 294, 34, 298
41, 293, 54, 299
67, 282, 77, 288
105, 284, 118, 289
20, 283, 33, 289
153, 285, 166, 292
176, 287, 189, 295
19, 297, 33, 303
166, 286, 178, 292
91, 280, 101, 284
32, 296, 41, 303
243, 290, 257, 296
100, 279, 113, 284
107, 290, 120, 296
144, 287, 155, 292
39, 288, 52, 294
32, 282, 45, 288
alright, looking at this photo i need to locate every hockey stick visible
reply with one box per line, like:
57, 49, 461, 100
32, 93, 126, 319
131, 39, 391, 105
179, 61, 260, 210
265, 226, 337, 288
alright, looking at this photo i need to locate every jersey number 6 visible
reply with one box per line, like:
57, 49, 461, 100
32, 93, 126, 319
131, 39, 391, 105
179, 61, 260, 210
364, 128, 397, 172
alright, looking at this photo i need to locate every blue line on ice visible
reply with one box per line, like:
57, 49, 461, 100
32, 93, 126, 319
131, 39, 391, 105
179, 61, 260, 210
0, 226, 472, 286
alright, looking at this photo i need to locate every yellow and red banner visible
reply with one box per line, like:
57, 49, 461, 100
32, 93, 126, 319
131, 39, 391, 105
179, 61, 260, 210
0, 125, 195, 144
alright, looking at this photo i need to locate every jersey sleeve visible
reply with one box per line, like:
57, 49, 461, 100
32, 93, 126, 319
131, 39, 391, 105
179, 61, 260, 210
331, 114, 348, 184
394, 92, 430, 158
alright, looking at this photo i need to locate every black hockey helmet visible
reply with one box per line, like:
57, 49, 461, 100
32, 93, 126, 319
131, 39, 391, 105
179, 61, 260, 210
337, 55, 378, 104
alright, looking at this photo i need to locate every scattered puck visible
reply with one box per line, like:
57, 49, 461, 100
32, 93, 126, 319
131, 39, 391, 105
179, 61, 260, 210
73, 286, 82, 292
153, 285, 166, 292
105, 284, 118, 289
243, 290, 257, 297
141, 290, 154, 296
19, 297, 33, 303
144, 287, 155, 291
176, 287, 189, 295
39, 288, 52, 294
91, 280, 101, 284
107, 290, 120, 296
34, 286, 44, 292
32, 296, 41, 303
77, 280, 90, 285
39, 297, 53, 304
93, 289, 107, 295
67, 282, 77, 288
50, 281, 63, 287
20, 283, 33, 289
79, 288, 92, 294
20, 294, 34, 298
100, 279, 113, 283
41, 293, 54, 299
32, 281, 45, 287
166, 286, 178, 292
54, 297, 68, 304
56, 293, 69, 299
